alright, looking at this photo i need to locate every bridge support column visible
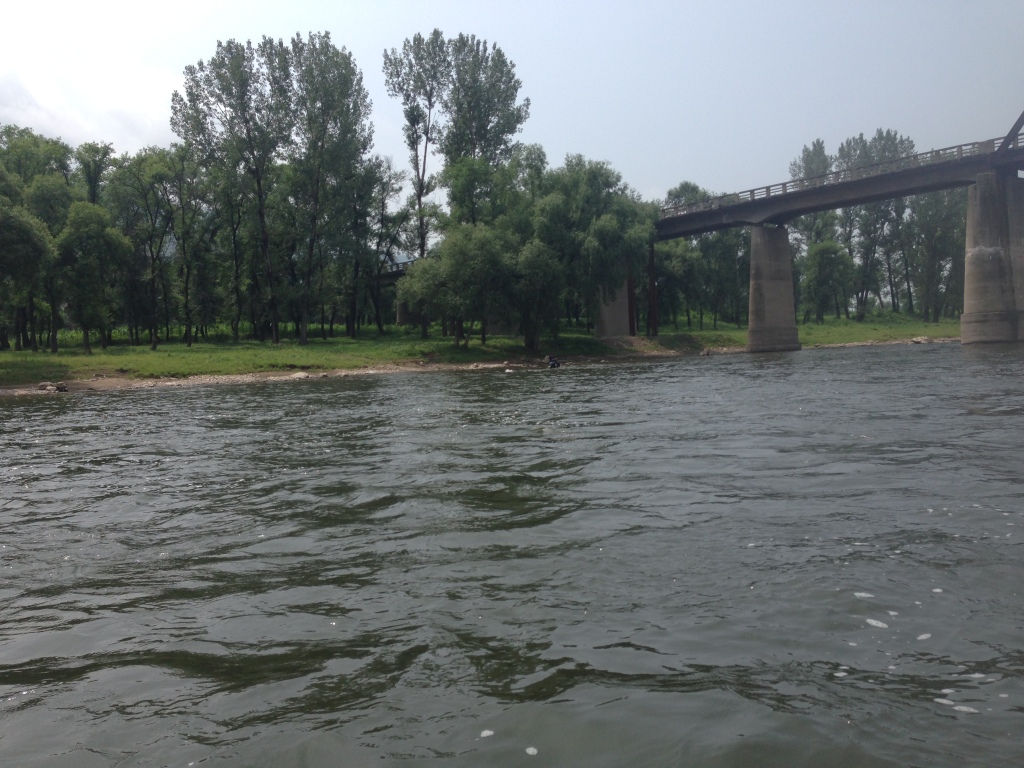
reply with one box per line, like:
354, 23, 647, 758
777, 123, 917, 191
395, 301, 410, 326
961, 171, 1023, 343
748, 225, 800, 353
595, 283, 632, 338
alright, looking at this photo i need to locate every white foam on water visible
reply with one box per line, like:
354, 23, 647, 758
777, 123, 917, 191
934, 698, 954, 705
999, 694, 1009, 698
917, 634, 932, 640
480, 730, 494, 738
854, 592, 874, 599
526, 747, 538, 755
888, 611, 899, 616
848, 642, 857, 646
866, 619, 888, 628
941, 688, 955, 694
953, 705, 979, 713
932, 588, 943, 593
833, 671, 848, 677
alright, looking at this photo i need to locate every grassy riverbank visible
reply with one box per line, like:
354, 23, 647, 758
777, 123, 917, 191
0, 315, 960, 388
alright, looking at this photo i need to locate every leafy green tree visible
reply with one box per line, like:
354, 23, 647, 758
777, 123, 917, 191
440, 34, 530, 167
383, 29, 449, 261
802, 240, 854, 322
441, 34, 530, 224
289, 31, 373, 344
171, 37, 294, 343
74, 141, 115, 204
107, 147, 175, 348
0, 125, 73, 185
788, 139, 837, 250
25, 173, 77, 236
162, 144, 217, 346
0, 202, 53, 351
539, 155, 641, 326
56, 202, 131, 352
363, 156, 408, 333
0, 162, 24, 205
835, 129, 915, 318
909, 189, 966, 321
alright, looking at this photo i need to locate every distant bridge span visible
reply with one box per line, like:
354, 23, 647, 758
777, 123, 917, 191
633, 110, 1024, 352
656, 133, 1024, 240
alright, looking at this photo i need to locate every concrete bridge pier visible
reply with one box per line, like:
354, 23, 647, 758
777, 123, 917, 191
747, 224, 801, 353
595, 284, 632, 338
961, 171, 1024, 343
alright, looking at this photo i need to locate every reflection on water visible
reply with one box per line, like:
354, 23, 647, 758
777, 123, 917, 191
1, 343, 1023, 766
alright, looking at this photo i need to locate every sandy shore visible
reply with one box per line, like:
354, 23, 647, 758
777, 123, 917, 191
0, 335, 958, 397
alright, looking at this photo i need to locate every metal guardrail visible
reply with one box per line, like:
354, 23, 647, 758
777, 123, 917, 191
660, 132, 1024, 219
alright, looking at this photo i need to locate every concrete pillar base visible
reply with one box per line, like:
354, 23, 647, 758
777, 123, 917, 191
961, 171, 1022, 344
748, 225, 801, 353
595, 284, 631, 338
747, 327, 802, 353
961, 311, 1018, 343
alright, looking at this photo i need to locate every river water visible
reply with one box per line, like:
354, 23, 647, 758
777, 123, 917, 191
1, 343, 1022, 767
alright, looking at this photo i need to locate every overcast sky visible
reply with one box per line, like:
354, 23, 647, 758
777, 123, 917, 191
2, 0, 1021, 202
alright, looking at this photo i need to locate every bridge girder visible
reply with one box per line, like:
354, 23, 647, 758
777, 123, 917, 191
657, 145, 1024, 241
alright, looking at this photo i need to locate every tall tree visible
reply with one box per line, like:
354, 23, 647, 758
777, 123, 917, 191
788, 139, 837, 251
383, 29, 449, 260
74, 141, 115, 204
441, 34, 530, 224
108, 147, 175, 349
0, 202, 53, 352
290, 31, 373, 345
171, 37, 294, 343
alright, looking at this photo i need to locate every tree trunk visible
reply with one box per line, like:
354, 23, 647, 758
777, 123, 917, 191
646, 243, 658, 337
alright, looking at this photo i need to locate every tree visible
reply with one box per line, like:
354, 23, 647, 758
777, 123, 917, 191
0, 125, 73, 185
835, 129, 915, 318
56, 202, 131, 352
802, 240, 854, 323
107, 147, 175, 348
171, 37, 294, 343
162, 144, 218, 347
909, 189, 966, 322
24, 173, 77, 236
0, 202, 53, 351
383, 29, 449, 261
74, 141, 115, 205
290, 31, 373, 345
441, 34, 530, 224
788, 139, 837, 251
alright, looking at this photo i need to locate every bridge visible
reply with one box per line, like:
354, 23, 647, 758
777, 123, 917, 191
635, 109, 1024, 352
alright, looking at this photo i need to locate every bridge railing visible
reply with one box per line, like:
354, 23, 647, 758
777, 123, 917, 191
660, 131, 1024, 219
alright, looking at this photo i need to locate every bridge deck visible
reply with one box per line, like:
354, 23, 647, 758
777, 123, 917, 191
657, 133, 1024, 240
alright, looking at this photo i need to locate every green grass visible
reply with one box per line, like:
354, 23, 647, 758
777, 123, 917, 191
0, 326, 613, 387
796, 314, 959, 346
0, 314, 961, 388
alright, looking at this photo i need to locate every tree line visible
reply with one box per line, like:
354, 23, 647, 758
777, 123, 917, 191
0, 28, 968, 355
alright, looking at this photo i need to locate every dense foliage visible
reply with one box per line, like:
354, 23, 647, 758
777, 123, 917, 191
0, 29, 968, 356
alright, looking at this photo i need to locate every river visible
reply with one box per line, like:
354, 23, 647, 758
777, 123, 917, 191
1, 342, 1022, 767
